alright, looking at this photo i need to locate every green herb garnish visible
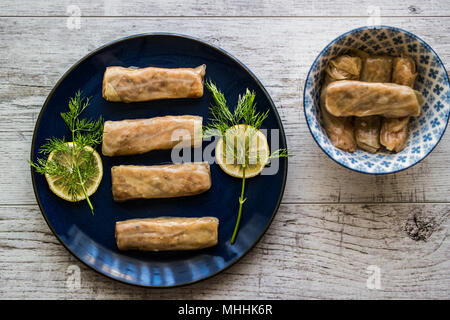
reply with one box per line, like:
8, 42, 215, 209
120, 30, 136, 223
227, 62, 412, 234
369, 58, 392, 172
203, 80, 289, 244
30, 91, 104, 215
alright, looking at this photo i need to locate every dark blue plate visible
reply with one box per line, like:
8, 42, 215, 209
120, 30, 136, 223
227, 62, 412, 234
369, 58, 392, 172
31, 33, 288, 287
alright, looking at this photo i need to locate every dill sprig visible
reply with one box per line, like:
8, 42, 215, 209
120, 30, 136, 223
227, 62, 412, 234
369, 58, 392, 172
203, 80, 289, 244
203, 81, 269, 138
30, 91, 104, 215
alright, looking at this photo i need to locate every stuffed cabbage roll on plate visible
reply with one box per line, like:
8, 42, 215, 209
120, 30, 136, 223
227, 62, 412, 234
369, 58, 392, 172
102, 64, 206, 103
102, 115, 202, 156
115, 217, 219, 251
111, 162, 211, 202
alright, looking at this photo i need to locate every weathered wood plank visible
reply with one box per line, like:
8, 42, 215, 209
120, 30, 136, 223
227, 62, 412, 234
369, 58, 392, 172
0, 203, 448, 299
0, 17, 449, 204
0, 0, 449, 17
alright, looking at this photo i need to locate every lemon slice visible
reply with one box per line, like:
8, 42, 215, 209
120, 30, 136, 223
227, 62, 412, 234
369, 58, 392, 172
216, 124, 269, 178
45, 142, 103, 202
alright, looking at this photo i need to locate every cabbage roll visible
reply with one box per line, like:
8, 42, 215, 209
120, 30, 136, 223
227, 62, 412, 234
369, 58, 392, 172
380, 117, 410, 152
102, 64, 206, 103
355, 56, 393, 152
380, 55, 417, 152
102, 115, 202, 156
392, 54, 417, 87
325, 55, 362, 82
354, 116, 381, 153
111, 162, 211, 201
360, 55, 393, 82
325, 80, 423, 118
319, 55, 361, 152
320, 86, 357, 152
116, 217, 219, 251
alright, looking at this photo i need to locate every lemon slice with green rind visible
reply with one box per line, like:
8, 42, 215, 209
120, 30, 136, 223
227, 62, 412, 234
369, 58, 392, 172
216, 124, 269, 178
45, 142, 103, 202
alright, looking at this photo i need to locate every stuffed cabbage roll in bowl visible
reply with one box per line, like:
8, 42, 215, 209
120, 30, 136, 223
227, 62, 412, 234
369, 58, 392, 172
304, 26, 450, 174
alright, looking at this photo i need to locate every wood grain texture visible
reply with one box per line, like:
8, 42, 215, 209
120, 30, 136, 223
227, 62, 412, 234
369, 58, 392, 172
0, 0, 449, 17
0, 204, 448, 299
0, 2, 449, 299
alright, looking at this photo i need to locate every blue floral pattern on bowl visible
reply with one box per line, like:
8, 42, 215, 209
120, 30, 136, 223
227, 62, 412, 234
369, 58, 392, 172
304, 26, 450, 174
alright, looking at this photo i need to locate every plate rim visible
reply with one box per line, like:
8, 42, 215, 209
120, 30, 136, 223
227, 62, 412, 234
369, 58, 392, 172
30, 32, 288, 288
303, 25, 450, 175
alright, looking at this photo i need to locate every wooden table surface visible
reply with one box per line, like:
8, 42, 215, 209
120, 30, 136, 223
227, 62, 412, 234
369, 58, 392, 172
0, 0, 449, 299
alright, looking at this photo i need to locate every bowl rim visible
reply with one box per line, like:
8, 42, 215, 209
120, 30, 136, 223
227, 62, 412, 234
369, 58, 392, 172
303, 25, 450, 175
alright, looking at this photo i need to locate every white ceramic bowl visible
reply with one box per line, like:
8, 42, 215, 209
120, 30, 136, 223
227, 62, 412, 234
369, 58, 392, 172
304, 26, 450, 174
